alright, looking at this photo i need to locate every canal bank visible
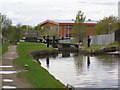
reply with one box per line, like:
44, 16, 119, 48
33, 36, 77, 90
26, 42, 119, 89
29, 45, 120, 56
38, 52, 119, 88
79, 46, 120, 55
1, 45, 31, 89
29, 42, 119, 88
13, 42, 65, 88
4, 42, 118, 89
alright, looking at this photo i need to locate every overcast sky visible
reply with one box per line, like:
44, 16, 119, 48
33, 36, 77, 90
0, 0, 119, 26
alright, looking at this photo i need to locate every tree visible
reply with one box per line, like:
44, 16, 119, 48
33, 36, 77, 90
16, 23, 22, 40
34, 26, 42, 37
21, 25, 33, 37
6, 24, 22, 43
40, 23, 57, 38
95, 16, 118, 35
45, 29, 57, 38
72, 11, 87, 44
1, 14, 12, 38
7, 26, 17, 42
1, 13, 23, 43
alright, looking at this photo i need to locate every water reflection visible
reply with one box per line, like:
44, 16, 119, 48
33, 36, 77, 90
38, 52, 118, 88
73, 55, 85, 75
62, 52, 70, 58
95, 55, 118, 70
46, 58, 49, 68
117, 55, 120, 88
87, 57, 90, 69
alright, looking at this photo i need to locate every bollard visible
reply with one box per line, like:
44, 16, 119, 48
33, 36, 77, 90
43, 36, 45, 39
87, 36, 91, 48
42, 36, 46, 44
47, 36, 49, 47
53, 36, 55, 42
52, 36, 56, 48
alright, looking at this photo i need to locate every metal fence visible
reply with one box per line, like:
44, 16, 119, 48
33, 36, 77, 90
90, 32, 115, 45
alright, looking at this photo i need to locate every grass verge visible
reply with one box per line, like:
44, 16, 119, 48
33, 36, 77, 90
2, 43, 10, 55
14, 42, 65, 88
63, 42, 118, 50
83, 42, 119, 50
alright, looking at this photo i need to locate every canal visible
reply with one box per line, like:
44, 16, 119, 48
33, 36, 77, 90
38, 52, 119, 88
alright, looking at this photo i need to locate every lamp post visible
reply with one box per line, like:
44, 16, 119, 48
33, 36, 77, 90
0, 14, 3, 43
108, 22, 111, 34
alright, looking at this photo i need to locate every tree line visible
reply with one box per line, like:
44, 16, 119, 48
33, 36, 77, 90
0, 11, 119, 44
0, 13, 57, 43
72, 11, 118, 44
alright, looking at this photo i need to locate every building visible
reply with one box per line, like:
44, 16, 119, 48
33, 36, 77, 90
38, 19, 97, 38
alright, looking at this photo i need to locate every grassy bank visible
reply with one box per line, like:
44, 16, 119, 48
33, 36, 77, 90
2, 43, 10, 55
83, 42, 119, 50
64, 42, 118, 50
0, 43, 10, 62
14, 42, 65, 88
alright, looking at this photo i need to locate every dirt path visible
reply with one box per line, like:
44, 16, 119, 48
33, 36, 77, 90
1, 45, 31, 89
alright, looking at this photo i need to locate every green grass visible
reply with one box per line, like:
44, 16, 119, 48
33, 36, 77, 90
83, 42, 119, 50
62, 42, 119, 50
0, 43, 10, 62
14, 42, 65, 88
2, 43, 10, 55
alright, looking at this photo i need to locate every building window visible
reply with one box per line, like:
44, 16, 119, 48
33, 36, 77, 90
67, 26, 73, 30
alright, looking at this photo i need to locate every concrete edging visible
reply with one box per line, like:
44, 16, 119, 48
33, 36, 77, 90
79, 47, 120, 55
27, 49, 59, 58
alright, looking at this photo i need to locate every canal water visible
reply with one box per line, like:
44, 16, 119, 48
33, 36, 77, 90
39, 52, 119, 88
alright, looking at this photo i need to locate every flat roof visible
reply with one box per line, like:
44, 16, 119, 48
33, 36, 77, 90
38, 19, 98, 26
52, 20, 98, 24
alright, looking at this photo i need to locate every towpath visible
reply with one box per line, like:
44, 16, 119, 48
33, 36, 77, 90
1, 45, 31, 89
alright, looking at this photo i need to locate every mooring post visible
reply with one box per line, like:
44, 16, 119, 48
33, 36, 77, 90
53, 36, 55, 43
47, 36, 49, 47
88, 36, 91, 48
43, 36, 46, 44
53, 36, 56, 48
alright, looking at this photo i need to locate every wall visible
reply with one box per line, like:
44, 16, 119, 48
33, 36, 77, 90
90, 32, 115, 45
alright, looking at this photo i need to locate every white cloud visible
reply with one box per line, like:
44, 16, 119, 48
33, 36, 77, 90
0, 0, 119, 26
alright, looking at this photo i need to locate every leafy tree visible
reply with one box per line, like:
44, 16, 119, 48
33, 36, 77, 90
1, 13, 23, 43
39, 23, 57, 38
72, 11, 87, 44
21, 25, 33, 37
16, 23, 22, 40
34, 26, 42, 37
7, 26, 17, 42
1, 14, 12, 38
6, 24, 22, 43
95, 16, 118, 35
44, 29, 57, 38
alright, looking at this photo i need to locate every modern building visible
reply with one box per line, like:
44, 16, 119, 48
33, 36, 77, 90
38, 19, 97, 38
